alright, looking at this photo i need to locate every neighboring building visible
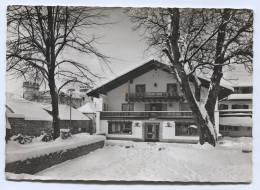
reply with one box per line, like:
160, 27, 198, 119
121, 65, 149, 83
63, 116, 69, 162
43, 104, 91, 134
78, 100, 101, 133
6, 93, 91, 136
22, 81, 90, 108
219, 83, 253, 137
87, 60, 233, 143
6, 94, 53, 136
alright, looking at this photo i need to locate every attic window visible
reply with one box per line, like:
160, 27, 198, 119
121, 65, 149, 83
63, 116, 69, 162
130, 79, 133, 84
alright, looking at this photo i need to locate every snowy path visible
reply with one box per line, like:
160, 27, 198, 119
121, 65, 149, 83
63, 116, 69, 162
34, 139, 252, 182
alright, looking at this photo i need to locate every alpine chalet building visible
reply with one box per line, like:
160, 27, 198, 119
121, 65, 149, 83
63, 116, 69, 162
87, 60, 233, 143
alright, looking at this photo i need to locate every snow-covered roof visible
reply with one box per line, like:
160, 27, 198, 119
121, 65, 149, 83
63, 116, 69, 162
228, 78, 252, 87
220, 116, 252, 127
6, 96, 52, 121
222, 94, 252, 101
44, 104, 90, 121
196, 74, 234, 91
78, 102, 97, 113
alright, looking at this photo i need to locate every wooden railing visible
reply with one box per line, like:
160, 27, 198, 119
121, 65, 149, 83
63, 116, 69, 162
100, 111, 193, 120
126, 92, 180, 101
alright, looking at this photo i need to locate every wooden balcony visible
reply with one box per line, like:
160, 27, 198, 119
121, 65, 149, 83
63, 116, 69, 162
100, 111, 193, 120
125, 92, 180, 102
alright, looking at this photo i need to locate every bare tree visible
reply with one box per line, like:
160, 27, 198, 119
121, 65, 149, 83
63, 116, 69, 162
128, 8, 253, 146
7, 6, 110, 139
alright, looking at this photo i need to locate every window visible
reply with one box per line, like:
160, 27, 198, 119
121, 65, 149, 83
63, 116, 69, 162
135, 84, 146, 93
145, 103, 167, 111
108, 121, 132, 134
175, 122, 198, 136
167, 83, 178, 96
219, 104, 229, 110
103, 103, 108, 111
233, 87, 252, 94
122, 103, 134, 111
232, 104, 249, 109
233, 126, 239, 131
180, 102, 191, 111
241, 87, 252, 94
234, 87, 240, 94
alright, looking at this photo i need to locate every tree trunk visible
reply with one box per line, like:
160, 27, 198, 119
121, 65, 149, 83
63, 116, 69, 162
49, 74, 60, 139
165, 9, 217, 146
177, 66, 217, 146
47, 6, 60, 139
205, 9, 231, 124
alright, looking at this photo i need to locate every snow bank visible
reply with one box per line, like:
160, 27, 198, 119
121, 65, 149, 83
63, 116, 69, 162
6, 133, 105, 163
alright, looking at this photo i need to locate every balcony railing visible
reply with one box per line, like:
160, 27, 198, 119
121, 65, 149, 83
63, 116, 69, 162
219, 109, 252, 117
100, 111, 193, 120
126, 92, 180, 102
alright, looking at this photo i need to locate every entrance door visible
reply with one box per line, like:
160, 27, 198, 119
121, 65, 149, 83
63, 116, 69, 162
144, 123, 160, 141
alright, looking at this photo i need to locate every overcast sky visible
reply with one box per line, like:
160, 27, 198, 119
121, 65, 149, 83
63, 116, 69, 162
6, 7, 252, 95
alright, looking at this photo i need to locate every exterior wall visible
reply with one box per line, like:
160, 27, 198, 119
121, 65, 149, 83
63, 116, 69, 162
99, 119, 198, 143
103, 69, 210, 112
106, 83, 128, 111
129, 69, 181, 94
161, 121, 175, 139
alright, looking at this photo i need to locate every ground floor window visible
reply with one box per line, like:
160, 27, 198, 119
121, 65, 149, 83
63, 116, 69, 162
108, 121, 132, 134
175, 122, 198, 136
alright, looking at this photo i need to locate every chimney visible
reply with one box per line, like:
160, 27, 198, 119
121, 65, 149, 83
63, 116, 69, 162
23, 81, 40, 101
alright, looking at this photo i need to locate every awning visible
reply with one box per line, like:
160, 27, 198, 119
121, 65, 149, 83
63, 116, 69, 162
188, 125, 198, 129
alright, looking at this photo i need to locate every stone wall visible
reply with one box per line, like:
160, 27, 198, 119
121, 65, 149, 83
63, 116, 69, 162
5, 140, 105, 174
59, 120, 91, 134
8, 117, 52, 136
8, 117, 92, 136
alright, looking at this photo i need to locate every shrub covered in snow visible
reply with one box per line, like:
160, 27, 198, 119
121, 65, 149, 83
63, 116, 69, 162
60, 129, 72, 139
10, 134, 33, 144
41, 132, 53, 142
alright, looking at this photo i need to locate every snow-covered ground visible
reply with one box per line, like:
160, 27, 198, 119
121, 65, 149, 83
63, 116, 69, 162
7, 137, 252, 183
6, 133, 105, 163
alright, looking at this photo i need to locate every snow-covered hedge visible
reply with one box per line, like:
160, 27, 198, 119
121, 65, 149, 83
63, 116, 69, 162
6, 133, 105, 163
6, 133, 105, 174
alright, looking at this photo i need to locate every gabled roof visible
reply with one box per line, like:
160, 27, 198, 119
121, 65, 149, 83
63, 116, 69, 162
87, 59, 233, 99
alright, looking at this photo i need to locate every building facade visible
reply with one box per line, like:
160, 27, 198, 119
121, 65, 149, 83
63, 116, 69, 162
88, 60, 233, 143
23, 81, 89, 108
219, 84, 253, 137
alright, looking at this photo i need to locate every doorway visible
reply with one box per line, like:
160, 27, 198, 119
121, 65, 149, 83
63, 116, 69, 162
144, 122, 160, 141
